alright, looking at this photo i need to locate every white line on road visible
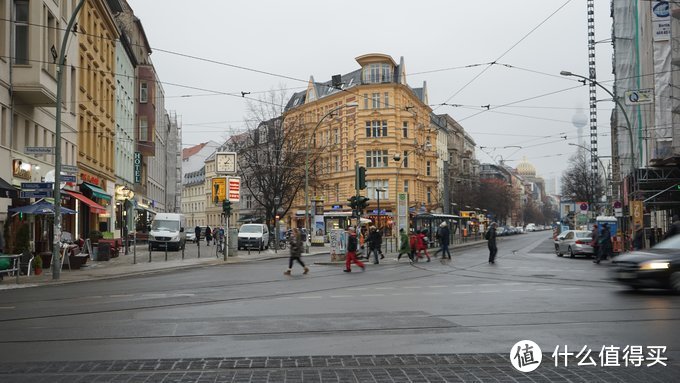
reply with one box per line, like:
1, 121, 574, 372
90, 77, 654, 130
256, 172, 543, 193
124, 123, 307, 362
375, 287, 394, 290
428, 285, 448, 288
329, 295, 352, 298
298, 296, 322, 299
109, 294, 134, 298
362, 294, 385, 297
0, 306, 15, 310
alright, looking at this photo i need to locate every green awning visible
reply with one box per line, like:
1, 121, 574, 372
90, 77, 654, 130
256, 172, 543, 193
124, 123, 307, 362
82, 183, 112, 202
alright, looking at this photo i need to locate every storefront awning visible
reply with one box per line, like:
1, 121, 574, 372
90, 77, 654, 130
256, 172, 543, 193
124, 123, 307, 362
82, 182, 112, 201
65, 190, 107, 214
0, 176, 18, 199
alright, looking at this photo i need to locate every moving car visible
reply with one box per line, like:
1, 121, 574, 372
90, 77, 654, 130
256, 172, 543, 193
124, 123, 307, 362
554, 230, 594, 258
611, 234, 680, 292
186, 232, 197, 243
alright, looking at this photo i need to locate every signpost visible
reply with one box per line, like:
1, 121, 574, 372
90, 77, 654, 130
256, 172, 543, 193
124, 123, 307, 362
20, 190, 52, 198
20, 182, 54, 199
61, 164, 78, 174
23, 146, 55, 155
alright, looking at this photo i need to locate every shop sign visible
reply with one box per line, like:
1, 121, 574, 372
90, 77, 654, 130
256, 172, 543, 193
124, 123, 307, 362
80, 172, 102, 187
211, 177, 227, 203
134, 152, 142, 184
228, 177, 240, 202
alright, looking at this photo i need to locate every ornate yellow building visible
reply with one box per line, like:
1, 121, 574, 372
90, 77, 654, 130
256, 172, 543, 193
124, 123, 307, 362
284, 53, 438, 232
76, 0, 119, 232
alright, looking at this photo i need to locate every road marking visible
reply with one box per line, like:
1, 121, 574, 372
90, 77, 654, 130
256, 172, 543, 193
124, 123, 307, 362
0, 306, 15, 310
375, 287, 394, 290
428, 285, 448, 288
563, 287, 581, 290
536, 288, 555, 291
110, 294, 133, 298
403, 286, 420, 289
298, 295, 322, 299
509, 289, 529, 292
329, 295, 352, 298
362, 294, 385, 297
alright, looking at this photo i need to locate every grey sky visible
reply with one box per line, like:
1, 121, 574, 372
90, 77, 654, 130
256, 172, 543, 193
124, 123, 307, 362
128, 0, 615, 183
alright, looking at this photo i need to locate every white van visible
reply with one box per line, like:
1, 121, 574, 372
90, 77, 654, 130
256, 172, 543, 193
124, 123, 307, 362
149, 213, 187, 251
237, 223, 269, 250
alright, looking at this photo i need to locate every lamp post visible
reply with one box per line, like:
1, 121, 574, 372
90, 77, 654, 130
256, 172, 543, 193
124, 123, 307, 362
375, 186, 385, 229
560, 71, 635, 171
304, 102, 358, 252
52, 0, 86, 280
392, 141, 432, 240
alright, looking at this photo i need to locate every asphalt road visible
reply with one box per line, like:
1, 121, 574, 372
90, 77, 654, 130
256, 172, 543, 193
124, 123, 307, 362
1, 231, 679, 382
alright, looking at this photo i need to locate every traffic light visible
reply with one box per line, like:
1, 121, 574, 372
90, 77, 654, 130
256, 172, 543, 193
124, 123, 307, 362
347, 196, 358, 210
222, 200, 232, 215
357, 166, 367, 190
357, 196, 370, 212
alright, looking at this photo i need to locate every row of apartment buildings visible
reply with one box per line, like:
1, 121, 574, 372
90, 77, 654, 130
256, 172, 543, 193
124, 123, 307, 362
181, 53, 549, 235
0, 0, 181, 252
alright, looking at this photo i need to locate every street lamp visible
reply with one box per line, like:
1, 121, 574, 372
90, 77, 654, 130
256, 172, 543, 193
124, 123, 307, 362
375, 187, 385, 232
560, 70, 636, 170
393, 140, 432, 238
304, 101, 359, 252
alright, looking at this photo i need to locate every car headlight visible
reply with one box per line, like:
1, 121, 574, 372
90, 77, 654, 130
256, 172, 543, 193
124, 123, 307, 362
639, 261, 670, 270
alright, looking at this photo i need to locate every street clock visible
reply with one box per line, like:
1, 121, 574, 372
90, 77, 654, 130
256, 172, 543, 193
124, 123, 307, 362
215, 152, 236, 173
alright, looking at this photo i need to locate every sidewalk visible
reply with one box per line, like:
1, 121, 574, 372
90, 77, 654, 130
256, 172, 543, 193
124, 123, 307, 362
0, 244, 331, 290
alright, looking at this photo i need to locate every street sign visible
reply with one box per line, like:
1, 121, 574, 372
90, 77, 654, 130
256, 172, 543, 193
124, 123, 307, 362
613, 200, 622, 209
61, 164, 78, 173
24, 146, 54, 155
21, 182, 53, 190
624, 89, 654, 105
20, 190, 52, 198
61, 175, 77, 182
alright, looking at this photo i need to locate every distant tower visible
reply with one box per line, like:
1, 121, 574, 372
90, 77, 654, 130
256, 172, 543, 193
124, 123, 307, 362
572, 109, 588, 145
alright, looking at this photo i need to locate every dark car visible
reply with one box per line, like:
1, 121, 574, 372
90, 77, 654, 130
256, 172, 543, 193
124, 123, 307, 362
611, 234, 680, 292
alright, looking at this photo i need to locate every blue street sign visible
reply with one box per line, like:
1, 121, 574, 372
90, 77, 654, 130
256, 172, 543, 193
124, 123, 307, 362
20, 190, 52, 198
21, 182, 53, 190
61, 175, 76, 182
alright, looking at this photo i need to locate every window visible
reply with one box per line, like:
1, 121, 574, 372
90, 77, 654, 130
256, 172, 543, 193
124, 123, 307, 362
334, 155, 340, 172
139, 116, 148, 141
0, 107, 6, 147
402, 151, 409, 168
14, 0, 29, 64
246, 195, 253, 210
404, 180, 409, 194
363, 93, 369, 109
372, 93, 380, 109
362, 63, 392, 83
140, 82, 148, 103
366, 150, 388, 168
365, 120, 388, 138
367, 180, 389, 200
427, 187, 432, 204
426, 161, 431, 176
402, 121, 408, 138
384, 92, 389, 109
333, 129, 339, 144
46, 10, 57, 77
0, 0, 7, 56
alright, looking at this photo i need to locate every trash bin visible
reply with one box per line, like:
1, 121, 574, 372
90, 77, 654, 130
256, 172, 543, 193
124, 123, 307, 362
97, 242, 111, 261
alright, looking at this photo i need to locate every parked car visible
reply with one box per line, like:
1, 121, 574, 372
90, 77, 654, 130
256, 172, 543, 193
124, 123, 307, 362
186, 232, 197, 243
148, 213, 187, 251
525, 223, 536, 232
237, 223, 270, 250
554, 230, 594, 258
611, 234, 680, 292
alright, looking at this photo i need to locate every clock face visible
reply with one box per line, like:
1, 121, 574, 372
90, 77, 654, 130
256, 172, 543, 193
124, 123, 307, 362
216, 153, 236, 173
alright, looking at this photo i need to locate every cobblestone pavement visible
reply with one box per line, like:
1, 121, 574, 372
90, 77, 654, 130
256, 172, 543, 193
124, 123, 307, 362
1, 354, 678, 382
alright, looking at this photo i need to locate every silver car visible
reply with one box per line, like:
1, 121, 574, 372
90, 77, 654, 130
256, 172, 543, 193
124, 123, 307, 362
555, 230, 594, 258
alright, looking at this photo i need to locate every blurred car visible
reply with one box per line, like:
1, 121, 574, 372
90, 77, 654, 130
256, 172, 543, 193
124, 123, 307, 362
611, 234, 680, 292
186, 232, 197, 243
554, 230, 594, 258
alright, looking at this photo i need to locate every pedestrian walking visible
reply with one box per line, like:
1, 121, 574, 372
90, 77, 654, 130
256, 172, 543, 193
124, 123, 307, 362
663, 214, 680, 240
415, 230, 431, 262
434, 222, 451, 260
367, 226, 381, 264
194, 226, 201, 244
284, 228, 309, 275
594, 223, 612, 264
397, 228, 411, 262
486, 222, 498, 264
590, 224, 599, 259
344, 227, 365, 272
205, 226, 212, 246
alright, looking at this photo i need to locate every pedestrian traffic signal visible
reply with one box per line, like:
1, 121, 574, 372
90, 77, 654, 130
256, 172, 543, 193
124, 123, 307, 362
357, 166, 367, 190
222, 200, 232, 215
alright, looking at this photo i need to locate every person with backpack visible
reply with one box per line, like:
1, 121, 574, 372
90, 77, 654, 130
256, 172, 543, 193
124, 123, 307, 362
284, 228, 309, 275
486, 222, 498, 264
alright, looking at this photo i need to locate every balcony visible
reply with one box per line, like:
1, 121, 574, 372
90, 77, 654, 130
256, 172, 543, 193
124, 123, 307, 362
11, 66, 58, 105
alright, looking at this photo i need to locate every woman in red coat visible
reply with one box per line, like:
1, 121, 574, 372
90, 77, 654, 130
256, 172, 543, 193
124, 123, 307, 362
415, 230, 431, 262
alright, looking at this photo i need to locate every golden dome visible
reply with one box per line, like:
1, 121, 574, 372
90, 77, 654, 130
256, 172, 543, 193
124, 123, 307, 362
516, 156, 536, 177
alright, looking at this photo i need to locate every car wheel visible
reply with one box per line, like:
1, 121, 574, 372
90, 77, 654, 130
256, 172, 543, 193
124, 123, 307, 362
670, 272, 680, 293
555, 245, 562, 257
568, 246, 575, 258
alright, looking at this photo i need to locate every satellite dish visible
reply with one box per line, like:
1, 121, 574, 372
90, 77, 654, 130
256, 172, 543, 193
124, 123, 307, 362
44, 169, 67, 190
571, 111, 588, 128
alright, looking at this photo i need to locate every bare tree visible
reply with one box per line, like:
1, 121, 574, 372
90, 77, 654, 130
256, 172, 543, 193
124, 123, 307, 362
232, 90, 323, 229
478, 179, 514, 224
560, 149, 604, 206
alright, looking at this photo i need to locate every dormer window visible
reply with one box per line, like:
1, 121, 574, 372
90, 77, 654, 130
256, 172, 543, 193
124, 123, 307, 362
363, 63, 392, 83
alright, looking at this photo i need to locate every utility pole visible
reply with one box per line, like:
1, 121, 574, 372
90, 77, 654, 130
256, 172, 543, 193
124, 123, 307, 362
52, 0, 86, 280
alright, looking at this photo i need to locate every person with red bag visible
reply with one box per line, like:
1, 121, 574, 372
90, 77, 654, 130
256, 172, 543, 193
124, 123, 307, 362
415, 230, 431, 262
344, 227, 365, 273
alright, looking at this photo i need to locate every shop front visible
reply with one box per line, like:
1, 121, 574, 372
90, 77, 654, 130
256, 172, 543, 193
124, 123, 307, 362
78, 171, 113, 238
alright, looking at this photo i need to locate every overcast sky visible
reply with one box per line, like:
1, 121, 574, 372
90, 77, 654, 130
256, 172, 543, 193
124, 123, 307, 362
127, 0, 615, 184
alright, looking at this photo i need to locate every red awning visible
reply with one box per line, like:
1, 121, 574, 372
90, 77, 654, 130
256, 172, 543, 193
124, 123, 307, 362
64, 190, 107, 214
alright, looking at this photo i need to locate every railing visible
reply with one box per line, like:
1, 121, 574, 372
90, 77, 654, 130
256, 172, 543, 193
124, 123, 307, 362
0, 254, 23, 283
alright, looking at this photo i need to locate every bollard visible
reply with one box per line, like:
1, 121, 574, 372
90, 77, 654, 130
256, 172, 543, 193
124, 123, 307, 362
197, 239, 200, 258
133, 236, 137, 265
148, 246, 152, 263
165, 244, 168, 261
181, 243, 185, 260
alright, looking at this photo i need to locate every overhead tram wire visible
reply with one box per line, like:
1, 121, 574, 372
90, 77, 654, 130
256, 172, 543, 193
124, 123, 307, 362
434, 0, 575, 110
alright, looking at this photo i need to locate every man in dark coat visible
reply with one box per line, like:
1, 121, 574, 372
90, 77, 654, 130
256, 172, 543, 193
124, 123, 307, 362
590, 224, 600, 258
194, 226, 201, 244
205, 226, 212, 246
594, 223, 612, 264
284, 228, 308, 275
434, 222, 451, 260
486, 222, 498, 264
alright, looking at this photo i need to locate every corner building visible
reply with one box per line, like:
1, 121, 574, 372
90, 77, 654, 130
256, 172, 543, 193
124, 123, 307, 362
284, 53, 438, 234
